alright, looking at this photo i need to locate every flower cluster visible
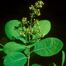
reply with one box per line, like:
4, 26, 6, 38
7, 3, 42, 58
29, 0, 44, 16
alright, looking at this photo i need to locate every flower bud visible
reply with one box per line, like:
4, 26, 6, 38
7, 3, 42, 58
22, 17, 27, 25
35, 1, 44, 8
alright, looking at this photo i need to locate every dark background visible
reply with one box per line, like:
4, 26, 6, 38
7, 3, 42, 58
0, 0, 66, 66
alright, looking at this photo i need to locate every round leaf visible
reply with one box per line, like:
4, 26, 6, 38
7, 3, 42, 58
3, 42, 26, 54
33, 37, 63, 56
4, 52, 27, 66
5, 20, 22, 40
33, 20, 51, 38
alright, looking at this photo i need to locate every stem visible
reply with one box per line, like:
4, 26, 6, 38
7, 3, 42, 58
27, 55, 30, 66
27, 7, 34, 66
27, 30, 31, 66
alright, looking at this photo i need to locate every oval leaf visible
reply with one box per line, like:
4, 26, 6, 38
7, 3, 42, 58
3, 42, 26, 54
33, 37, 63, 56
5, 20, 22, 40
32, 64, 41, 66
5, 20, 27, 43
33, 20, 51, 38
4, 52, 27, 66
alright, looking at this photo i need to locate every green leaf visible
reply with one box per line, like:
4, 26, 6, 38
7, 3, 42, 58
18, 37, 27, 43
32, 64, 41, 66
4, 52, 27, 66
5, 20, 27, 43
62, 50, 65, 66
5, 20, 21, 40
3, 42, 26, 54
24, 48, 30, 56
33, 20, 51, 38
33, 37, 63, 56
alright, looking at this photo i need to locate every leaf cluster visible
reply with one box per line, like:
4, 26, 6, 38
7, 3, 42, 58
0, 0, 65, 66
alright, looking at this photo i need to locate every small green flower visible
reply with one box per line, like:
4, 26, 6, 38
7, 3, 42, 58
22, 17, 27, 25
35, 0, 44, 8
29, 0, 44, 17
34, 9, 41, 16
29, 5, 34, 10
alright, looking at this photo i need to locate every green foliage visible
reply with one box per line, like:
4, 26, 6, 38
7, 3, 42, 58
24, 48, 30, 56
33, 20, 51, 38
3, 42, 26, 54
0, 0, 65, 66
5, 20, 21, 40
62, 50, 65, 66
5, 20, 27, 43
33, 37, 63, 56
4, 52, 27, 66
